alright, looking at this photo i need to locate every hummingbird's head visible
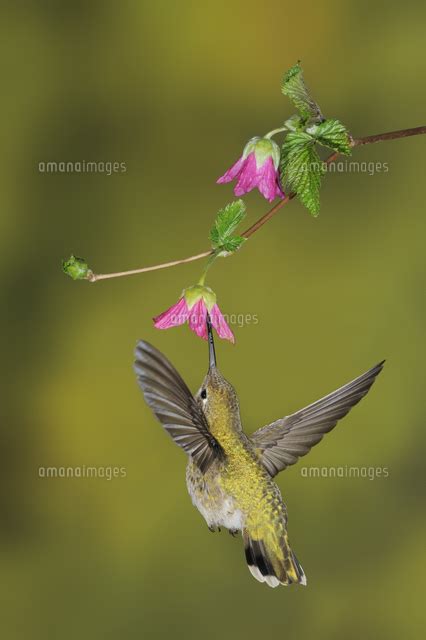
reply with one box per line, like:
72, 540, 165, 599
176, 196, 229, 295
196, 315, 241, 430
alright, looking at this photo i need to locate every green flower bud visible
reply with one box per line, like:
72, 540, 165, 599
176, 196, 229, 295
62, 255, 91, 280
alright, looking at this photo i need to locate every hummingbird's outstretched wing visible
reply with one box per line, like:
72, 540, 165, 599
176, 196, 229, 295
134, 341, 223, 473
250, 361, 385, 477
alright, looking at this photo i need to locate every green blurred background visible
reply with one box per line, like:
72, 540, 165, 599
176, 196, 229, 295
1, 1, 425, 638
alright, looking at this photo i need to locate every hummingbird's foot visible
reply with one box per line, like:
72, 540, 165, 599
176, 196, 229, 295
229, 528, 239, 537
208, 525, 221, 533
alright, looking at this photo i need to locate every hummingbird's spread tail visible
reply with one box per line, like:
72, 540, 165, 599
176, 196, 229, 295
243, 528, 306, 588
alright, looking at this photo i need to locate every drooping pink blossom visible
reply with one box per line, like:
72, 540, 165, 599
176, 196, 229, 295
217, 137, 284, 202
153, 285, 235, 343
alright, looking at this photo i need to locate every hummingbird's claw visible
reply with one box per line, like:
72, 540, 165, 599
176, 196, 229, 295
208, 525, 221, 533
229, 528, 239, 537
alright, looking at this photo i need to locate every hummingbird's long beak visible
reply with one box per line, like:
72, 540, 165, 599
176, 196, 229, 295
206, 314, 216, 369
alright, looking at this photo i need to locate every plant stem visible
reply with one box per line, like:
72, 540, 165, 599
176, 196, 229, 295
352, 125, 426, 146
198, 252, 218, 286
88, 250, 212, 282
264, 126, 287, 139
87, 125, 425, 283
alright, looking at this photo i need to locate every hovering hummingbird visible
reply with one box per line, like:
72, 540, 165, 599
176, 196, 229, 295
134, 319, 384, 587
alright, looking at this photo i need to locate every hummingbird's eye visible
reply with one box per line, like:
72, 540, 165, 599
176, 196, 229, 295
200, 389, 207, 400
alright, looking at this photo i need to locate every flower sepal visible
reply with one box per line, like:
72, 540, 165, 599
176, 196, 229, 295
184, 284, 216, 311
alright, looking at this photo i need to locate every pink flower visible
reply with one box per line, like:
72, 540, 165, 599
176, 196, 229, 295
217, 137, 284, 202
153, 285, 235, 343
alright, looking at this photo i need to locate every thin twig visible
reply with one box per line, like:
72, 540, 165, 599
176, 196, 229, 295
88, 250, 212, 282
88, 125, 425, 282
352, 125, 426, 147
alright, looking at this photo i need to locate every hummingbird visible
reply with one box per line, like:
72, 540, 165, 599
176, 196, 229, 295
134, 318, 384, 587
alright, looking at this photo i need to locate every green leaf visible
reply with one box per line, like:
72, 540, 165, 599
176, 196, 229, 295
210, 200, 246, 250
62, 254, 91, 280
308, 118, 352, 155
219, 236, 246, 253
282, 62, 323, 121
284, 114, 304, 132
280, 132, 325, 216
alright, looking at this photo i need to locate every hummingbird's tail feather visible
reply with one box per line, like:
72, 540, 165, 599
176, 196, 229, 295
243, 528, 306, 588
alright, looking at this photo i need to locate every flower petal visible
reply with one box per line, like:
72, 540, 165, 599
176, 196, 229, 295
153, 297, 189, 329
234, 152, 259, 197
188, 299, 208, 339
209, 304, 235, 343
256, 156, 284, 202
217, 155, 245, 184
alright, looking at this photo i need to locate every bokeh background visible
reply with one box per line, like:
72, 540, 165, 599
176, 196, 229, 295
1, 1, 425, 638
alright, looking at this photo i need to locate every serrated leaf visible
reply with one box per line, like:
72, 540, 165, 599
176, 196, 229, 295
209, 200, 246, 249
220, 236, 246, 253
282, 62, 323, 122
308, 118, 352, 155
284, 114, 304, 132
280, 132, 325, 216
209, 226, 221, 247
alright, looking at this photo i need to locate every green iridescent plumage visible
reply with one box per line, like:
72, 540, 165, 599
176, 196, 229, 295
134, 320, 384, 587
